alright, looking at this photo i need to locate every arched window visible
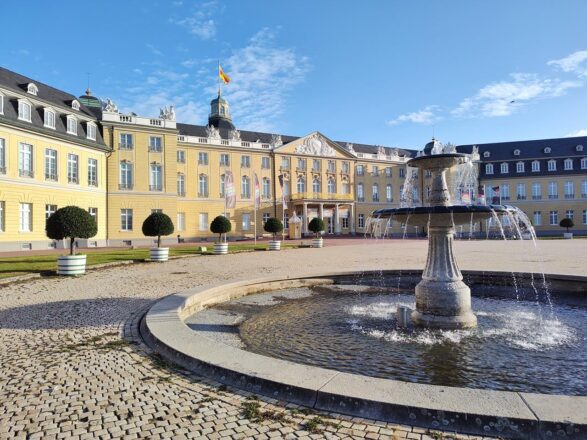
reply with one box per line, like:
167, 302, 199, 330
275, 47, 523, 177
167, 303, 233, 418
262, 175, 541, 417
532, 160, 540, 172
500, 162, 509, 174
198, 174, 208, 197
548, 159, 557, 171
71, 100, 80, 111
327, 177, 336, 193
312, 177, 320, 193
27, 83, 38, 96
564, 158, 573, 170
241, 176, 250, 198
485, 164, 494, 174
297, 176, 305, 193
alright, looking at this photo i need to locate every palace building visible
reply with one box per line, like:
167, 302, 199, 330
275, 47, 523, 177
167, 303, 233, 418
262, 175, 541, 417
0, 66, 585, 250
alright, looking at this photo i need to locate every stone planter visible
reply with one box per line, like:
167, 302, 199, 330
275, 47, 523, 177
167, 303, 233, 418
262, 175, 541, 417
564, 232, 573, 239
150, 247, 169, 262
312, 238, 323, 248
213, 242, 228, 255
57, 254, 87, 276
268, 240, 281, 251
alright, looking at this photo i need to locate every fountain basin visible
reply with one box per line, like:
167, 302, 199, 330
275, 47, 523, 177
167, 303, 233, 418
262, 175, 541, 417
372, 205, 516, 227
142, 271, 587, 440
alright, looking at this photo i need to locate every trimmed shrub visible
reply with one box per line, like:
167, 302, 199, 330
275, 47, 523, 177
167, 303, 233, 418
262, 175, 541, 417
263, 217, 283, 239
559, 218, 574, 233
142, 212, 175, 248
46, 206, 97, 255
308, 217, 325, 238
210, 215, 231, 242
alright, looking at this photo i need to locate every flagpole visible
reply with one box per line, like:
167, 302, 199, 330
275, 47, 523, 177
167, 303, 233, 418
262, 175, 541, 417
218, 60, 221, 96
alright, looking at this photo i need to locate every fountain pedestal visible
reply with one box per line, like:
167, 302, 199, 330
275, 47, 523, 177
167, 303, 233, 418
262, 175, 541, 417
411, 225, 477, 329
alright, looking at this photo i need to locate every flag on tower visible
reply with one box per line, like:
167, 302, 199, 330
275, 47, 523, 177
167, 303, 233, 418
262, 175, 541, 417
219, 66, 231, 84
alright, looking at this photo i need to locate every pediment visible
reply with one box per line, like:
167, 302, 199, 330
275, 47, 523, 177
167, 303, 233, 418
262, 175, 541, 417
276, 131, 356, 158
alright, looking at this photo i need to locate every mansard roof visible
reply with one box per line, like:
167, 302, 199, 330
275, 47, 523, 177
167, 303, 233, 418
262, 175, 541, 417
457, 136, 587, 161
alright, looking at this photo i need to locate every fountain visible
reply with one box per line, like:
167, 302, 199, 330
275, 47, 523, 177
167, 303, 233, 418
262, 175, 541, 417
372, 139, 514, 329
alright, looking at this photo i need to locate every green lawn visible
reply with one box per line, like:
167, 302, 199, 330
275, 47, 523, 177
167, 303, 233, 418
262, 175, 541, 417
0, 243, 297, 279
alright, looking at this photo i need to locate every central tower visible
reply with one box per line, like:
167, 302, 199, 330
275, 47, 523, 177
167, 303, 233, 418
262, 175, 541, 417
208, 92, 235, 130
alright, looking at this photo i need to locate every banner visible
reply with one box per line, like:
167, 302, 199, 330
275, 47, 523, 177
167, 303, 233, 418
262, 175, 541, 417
278, 174, 287, 210
225, 171, 236, 209
254, 173, 260, 209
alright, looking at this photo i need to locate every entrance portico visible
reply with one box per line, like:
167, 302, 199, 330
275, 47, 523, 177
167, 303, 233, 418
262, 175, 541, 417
291, 195, 355, 236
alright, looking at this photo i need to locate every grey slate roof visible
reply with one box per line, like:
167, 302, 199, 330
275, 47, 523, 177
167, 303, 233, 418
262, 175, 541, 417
457, 136, 587, 160
0, 66, 107, 149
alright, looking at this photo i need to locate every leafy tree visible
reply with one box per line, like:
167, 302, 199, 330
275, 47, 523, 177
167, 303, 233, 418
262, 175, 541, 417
559, 218, 574, 233
210, 215, 231, 242
142, 212, 174, 248
308, 217, 325, 238
263, 217, 283, 240
46, 206, 97, 255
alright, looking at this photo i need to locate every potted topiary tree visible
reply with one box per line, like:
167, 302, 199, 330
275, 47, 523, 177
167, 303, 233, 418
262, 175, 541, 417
264, 217, 284, 251
308, 217, 325, 248
560, 218, 574, 239
142, 212, 175, 261
46, 206, 97, 275
210, 215, 231, 254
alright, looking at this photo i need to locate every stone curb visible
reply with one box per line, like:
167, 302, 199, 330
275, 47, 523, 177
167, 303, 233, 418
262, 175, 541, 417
142, 270, 587, 440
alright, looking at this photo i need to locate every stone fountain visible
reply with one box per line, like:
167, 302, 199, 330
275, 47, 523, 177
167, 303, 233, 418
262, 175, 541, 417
373, 140, 514, 329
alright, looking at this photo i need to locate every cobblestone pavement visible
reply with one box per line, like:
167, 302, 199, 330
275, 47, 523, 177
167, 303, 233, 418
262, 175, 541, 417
2, 240, 577, 439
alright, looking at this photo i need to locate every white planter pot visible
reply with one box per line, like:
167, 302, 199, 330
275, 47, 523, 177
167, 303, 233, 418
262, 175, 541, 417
564, 232, 573, 239
213, 242, 228, 255
57, 255, 87, 276
150, 247, 169, 262
268, 240, 281, 251
312, 238, 324, 248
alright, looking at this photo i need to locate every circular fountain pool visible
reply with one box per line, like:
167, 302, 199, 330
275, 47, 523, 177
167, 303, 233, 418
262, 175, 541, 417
186, 276, 587, 396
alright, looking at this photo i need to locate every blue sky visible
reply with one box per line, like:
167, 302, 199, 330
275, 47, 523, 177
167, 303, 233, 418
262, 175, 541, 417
2, 0, 587, 148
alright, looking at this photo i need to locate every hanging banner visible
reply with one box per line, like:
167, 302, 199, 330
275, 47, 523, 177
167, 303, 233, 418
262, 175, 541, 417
278, 174, 287, 210
225, 171, 236, 209
254, 173, 261, 209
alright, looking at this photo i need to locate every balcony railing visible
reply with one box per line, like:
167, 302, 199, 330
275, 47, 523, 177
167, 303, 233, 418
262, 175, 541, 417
548, 194, 559, 199
565, 194, 575, 199
177, 191, 186, 197
150, 185, 163, 191
119, 183, 133, 190
532, 195, 541, 200
88, 179, 98, 187
148, 146, 163, 153
517, 195, 526, 200
68, 176, 79, 184
119, 143, 133, 150
19, 169, 34, 178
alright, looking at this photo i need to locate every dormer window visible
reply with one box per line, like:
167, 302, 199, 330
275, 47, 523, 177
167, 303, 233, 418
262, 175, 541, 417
483, 151, 490, 158
27, 83, 38, 96
576, 145, 584, 152
500, 162, 509, 174
18, 100, 32, 122
564, 158, 573, 170
66, 116, 78, 135
516, 162, 525, 173
547, 159, 556, 171
544, 147, 551, 154
0, 92, 4, 115
71, 100, 80, 111
86, 122, 97, 141
44, 108, 56, 129
485, 163, 494, 174
532, 160, 540, 172
513, 149, 520, 156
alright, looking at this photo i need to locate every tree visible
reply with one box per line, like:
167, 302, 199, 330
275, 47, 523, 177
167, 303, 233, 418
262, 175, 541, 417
263, 217, 283, 240
142, 212, 174, 248
46, 206, 97, 255
308, 217, 325, 238
210, 215, 231, 242
559, 218, 574, 233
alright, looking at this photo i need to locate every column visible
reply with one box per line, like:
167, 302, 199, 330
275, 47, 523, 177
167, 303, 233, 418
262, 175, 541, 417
350, 203, 356, 235
335, 203, 341, 234
303, 203, 308, 235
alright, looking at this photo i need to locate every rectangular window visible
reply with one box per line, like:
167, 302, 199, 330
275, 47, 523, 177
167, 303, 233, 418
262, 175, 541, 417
198, 174, 208, 197
198, 151, 208, 165
119, 133, 133, 149
358, 213, 365, 228
372, 184, 379, 202
372, 165, 379, 176
532, 183, 541, 200
399, 168, 405, 178
263, 212, 270, 224
149, 136, 162, 152
87, 123, 96, 140
583, 210, 587, 225
220, 153, 230, 166
19, 143, 34, 177
18, 101, 31, 122
312, 159, 321, 172
533, 211, 542, 226
177, 174, 185, 196
581, 158, 587, 170
297, 158, 306, 170
386, 184, 393, 202
242, 213, 250, 231
45, 204, 57, 221
356, 165, 364, 176
199, 213, 208, 231
262, 178, 271, 198
582, 180, 587, 197
119, 161, 133, 189
0, 138, 5, 174
88, 207, 97, 226
564, 181, 574, 198
241, 155, 251, 168
385, 167, 392, 177
177, 212, 185, 231
501, 184, 510, 201
357, 183, 364, 201
328, 160, 336, 172
67, 154, 79, 184
177, 150, 186, 163
44, 109, 56, 129
19, 203, 32, 232
549, 210, 558, 226
0, 95, 3, 114
262, 157, 270, 169
341, 217, 349, 229
150, 164, 163, 191
0, 201, 4, 232
516, 183, 526, 200
548, 182, 558, 199
566, 210, 574, 221
280, 156, 290, 168
67, 117, 77, 135
121, 209, 133, 231
44, 148, 57, 181
88, 158, 98, 186
342, 162, 349, 173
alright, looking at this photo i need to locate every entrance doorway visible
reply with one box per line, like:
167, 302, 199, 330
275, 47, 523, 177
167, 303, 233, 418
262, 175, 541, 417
326, 217, 334, 234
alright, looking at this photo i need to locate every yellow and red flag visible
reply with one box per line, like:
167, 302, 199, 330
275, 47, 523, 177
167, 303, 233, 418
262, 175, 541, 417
219, 66, 231, 84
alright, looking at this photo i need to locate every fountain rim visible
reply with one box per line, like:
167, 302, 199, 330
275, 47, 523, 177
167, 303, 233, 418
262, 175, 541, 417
141, 270, 587, 438
372, 204, 516, 217
407, 152, 470, 168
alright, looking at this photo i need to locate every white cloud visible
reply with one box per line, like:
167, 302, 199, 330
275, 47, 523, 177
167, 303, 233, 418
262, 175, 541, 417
565, 129, 587, 137
145, 44, 163, 57
220, 28, 311, 131
172, 1, 218, 40
548, 50, 587, 76
387, 105, 440, 126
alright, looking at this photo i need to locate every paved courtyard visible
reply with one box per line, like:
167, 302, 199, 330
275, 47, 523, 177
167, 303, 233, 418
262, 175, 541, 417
0, 239, 584, 440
